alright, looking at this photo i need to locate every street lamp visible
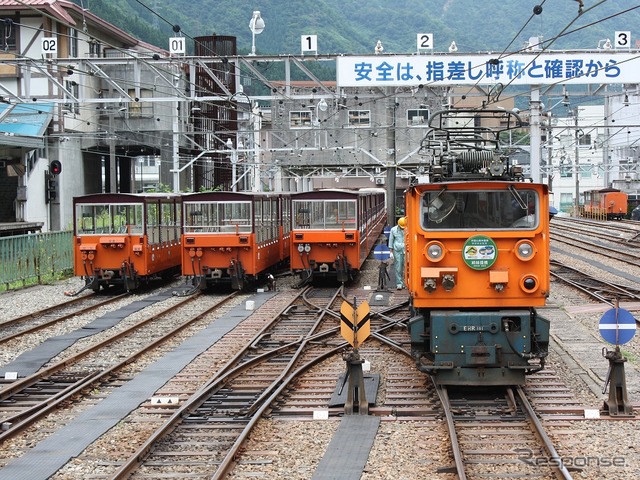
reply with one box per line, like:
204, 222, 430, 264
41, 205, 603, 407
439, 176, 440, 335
249, 11, 265, 56
317, 98, 328, 112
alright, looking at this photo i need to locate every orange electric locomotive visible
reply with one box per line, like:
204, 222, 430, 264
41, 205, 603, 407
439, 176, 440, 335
290, 188, 386, 284
72, 193, 182, 293
405, 108, 551, 386
582, 187, 628, 220
181, 191, 291, 290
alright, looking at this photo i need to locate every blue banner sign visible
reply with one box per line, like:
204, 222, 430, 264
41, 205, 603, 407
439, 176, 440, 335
337, 53, 638, 87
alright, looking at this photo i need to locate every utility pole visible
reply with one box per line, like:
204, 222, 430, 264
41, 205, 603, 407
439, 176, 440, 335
108, 109, 117, 193
385, 91, 397, 223
574, 108, 580, 215
529, 87, 542, 183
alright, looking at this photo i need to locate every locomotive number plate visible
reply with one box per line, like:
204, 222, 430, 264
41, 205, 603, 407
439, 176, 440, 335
463, 325, 490, 332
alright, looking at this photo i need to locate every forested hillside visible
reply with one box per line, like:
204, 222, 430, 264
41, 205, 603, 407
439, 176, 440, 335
78, 0, 637, 55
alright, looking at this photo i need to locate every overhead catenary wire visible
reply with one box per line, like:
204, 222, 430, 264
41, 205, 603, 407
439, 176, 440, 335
5, 0, 640, 183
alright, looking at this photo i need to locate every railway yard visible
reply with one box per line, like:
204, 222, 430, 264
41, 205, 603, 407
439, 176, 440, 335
0, 215, 639, 479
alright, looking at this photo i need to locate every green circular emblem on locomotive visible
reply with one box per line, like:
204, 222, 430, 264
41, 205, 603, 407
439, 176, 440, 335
462, 235, 497, 270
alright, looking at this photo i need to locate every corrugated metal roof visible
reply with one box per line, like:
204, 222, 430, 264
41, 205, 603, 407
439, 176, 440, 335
0, 102, 54, 148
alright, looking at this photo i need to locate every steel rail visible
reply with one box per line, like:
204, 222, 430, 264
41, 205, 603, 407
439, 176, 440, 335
514, 386, 574, 480
550, 259, 640, 306
0, 292, 238, 441
434, 384, 467, 480
109, 287, 410, 479
107, 286, 319, 480
0, 292, 127, 335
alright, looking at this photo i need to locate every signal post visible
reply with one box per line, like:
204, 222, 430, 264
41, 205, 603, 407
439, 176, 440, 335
339, 297, 371, 415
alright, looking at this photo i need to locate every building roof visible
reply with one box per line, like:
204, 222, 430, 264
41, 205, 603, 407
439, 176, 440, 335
0, 102, 54, 148
0, 0, 166, 54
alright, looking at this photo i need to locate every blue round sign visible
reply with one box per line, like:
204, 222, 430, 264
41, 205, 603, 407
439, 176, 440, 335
383, 226, 391, 239
373, 244, 391, 261
599, 308, 636, 345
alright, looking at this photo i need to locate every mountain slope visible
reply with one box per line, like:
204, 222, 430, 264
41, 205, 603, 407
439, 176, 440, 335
80, 0, 638, 55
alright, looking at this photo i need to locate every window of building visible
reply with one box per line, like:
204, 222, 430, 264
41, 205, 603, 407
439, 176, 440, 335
348, 110, 371, 127
407, 108, 430, 127
128, 89, 153, 117
1, 17, 17, 51
89, 39, 101, 57
578, 133, 591, 146
289, 111, 312, 129
560, 192, 574, 210
64, 80, 80, 114
69, 28, 78, 57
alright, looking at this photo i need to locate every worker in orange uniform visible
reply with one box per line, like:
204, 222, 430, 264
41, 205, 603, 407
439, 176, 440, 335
388, 217, 406, 289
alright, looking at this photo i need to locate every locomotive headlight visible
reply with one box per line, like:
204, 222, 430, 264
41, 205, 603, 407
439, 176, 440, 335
515, 240, 536, 261
297, 244, 305, 253
424, 241, 445, 262
520, 274, 539, 293
304, 244, 311, 253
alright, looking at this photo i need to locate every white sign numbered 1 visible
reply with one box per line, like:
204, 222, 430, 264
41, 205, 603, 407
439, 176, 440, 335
615, 31, 632, 49
301, 35, 318, 54
169, 37, 186, 54
417, 33, 433, 51
41, 37, 57, 54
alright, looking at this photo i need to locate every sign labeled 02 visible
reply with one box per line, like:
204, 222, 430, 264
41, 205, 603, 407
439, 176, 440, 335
41, 37, 57, 54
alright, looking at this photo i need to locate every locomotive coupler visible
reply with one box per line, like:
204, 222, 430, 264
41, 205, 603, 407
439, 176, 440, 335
601, 346, 634, 417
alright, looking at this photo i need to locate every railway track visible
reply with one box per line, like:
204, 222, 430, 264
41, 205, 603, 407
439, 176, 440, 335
0, 280, 596, 479
552, 216, 640, 243
107, 286, 418, 479
551, 227, 640, 267
0, 292, 128, 345
550, 259, 640, 307
109, 286, 342, 479
0, 291, 235, 443
437, 384, 573, 479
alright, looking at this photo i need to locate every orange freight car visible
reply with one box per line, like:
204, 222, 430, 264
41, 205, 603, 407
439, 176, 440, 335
181, 191, 291, 291
290, 188, 386, 284
582, 187, 628, 220
72, 193, 182, 293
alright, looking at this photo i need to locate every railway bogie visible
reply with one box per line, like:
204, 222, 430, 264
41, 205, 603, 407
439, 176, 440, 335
72, 193, 182, 292
290, 188, 386, 284
181, 191, 290, 291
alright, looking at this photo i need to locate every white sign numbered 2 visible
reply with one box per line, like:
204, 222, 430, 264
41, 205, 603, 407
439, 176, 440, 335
417, 33, 433, 51
41, 37, 57, 54
169, 37, 186, 54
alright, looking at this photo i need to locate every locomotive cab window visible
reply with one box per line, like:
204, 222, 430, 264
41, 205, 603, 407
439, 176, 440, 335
421, 188, 539, 230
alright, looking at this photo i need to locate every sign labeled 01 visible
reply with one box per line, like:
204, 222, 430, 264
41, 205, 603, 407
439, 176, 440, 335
169, 37, 186, 54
